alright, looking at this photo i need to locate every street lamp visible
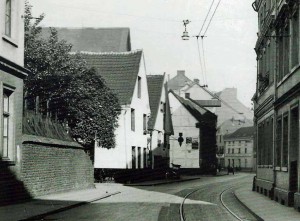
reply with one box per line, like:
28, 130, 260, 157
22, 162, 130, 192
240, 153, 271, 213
182, 20, 190, 40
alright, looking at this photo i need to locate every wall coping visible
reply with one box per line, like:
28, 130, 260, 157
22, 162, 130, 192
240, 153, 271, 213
22, 134, 84, 149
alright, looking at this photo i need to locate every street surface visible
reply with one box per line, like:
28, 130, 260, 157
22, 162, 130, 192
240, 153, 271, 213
39, 173, 257, 221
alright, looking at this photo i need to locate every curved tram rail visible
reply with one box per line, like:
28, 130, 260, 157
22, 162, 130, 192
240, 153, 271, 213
180, 186, 245, 221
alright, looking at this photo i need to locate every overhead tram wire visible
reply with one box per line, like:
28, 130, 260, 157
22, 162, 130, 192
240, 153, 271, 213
195, 36, 205, 85
199, 0, 222, 86
203, 0, 222, 36
194, 0, 215, 86
197, 0, 215, 37
201, 38, 208, 86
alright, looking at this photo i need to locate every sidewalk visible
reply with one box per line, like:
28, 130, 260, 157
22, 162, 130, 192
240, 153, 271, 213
125, 171, 228, 186
0, 185, 121, 221
0, 175, 204, 221
234, 183, 300, 221
125, 175, 202, 186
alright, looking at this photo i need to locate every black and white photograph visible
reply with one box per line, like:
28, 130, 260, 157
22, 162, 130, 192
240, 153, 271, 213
0, 0, 300, 220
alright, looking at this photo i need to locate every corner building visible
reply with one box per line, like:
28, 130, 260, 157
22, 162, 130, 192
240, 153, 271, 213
253, 0, 300, 209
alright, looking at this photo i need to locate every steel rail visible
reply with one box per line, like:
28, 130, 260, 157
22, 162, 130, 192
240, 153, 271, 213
220, 187, 244, 221
180, 186, 245, 221
180, 188, 200, 221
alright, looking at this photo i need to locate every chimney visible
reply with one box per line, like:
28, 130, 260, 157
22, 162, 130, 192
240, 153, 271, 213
193, 79, 199, 84
177, 70, 185, 76
185, 93, 190, 99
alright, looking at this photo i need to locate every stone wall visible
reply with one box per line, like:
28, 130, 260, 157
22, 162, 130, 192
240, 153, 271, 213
21, 135, 94, 197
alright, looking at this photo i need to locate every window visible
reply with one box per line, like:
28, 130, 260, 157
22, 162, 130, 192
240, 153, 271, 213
290, 107, 299, 163
143, 114, 147, 134
228, 159, 230, 166
268, 118, 274, 165
245, 159, 248, 168
276, 118, 282, 167
258, 123, 263, 165
232, 148, 234, 154
291, 12, 299, 68
137, 77, 141, 98
132, 146, 136, 169
238, 141, 241, 145
228, 148, 230, 154
238, 148, 241, 154
5, 0, 12, 37
283, 25, 290, 77
1, 88, 14, 160
143, 148, 147, 168
238, 159, 241, 167
245, 148, 247, 154
131, 109, 135, 131
137, 147, 141, 169
282, 115, 288, 167
278, 30, 284, 81
232, 159, 235, 167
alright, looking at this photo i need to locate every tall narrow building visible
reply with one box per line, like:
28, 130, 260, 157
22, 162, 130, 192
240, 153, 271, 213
253, 0, 300, 209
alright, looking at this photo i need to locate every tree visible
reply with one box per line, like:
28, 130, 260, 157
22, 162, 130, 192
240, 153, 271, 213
24, 1, 121, 150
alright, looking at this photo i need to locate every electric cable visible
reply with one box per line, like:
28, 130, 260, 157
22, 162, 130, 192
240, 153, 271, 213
201, 38, 208, 86
196, 37, 205, 85
198, 0, 215, 36
203, 0, 222, 36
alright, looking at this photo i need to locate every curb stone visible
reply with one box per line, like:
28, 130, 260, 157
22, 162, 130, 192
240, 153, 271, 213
233, 190, 264, 221
19, 191, 121, 221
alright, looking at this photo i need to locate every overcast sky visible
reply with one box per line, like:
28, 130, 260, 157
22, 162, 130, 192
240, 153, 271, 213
29, 0, 257, 108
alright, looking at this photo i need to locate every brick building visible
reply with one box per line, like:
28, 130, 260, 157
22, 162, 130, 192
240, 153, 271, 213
253, 0, 300, 209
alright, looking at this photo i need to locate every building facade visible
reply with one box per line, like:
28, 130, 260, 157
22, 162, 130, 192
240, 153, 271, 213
87, 50, 151, 169
224, 127, 255, 171
147, 74, 173, 169
168, 90, 217, 172
253, 0, 300, 209
0, 0, 28, 204
217, 118, 254, 167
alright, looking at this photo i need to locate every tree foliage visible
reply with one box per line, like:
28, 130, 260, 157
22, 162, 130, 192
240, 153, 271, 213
24, 1, 121, 149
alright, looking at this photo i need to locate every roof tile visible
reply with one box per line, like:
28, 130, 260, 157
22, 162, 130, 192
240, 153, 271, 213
80, 50, 142, 105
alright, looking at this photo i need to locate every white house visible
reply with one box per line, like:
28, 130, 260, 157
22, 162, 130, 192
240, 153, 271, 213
168, 90, 217, 170
82, 50, 151, 169
146, 73, 173, 168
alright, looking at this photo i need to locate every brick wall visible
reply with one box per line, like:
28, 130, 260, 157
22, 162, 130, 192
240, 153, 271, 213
21, 135, 94, 197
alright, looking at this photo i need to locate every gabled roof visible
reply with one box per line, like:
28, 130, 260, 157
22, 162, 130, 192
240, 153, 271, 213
147, 74, 165, 130
224, 126, 254, 140
167, 72, 192, 90
80, 50, 142, 105
170, 90, 217, 126
41, 27, 131, 52
183, 82, 219, 99
217, 118, 253, 135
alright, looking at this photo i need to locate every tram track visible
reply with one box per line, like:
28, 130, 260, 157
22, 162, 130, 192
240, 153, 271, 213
180, 185, 256, 221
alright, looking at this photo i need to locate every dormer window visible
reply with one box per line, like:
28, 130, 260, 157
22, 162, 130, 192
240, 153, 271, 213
5, 0, 12, 37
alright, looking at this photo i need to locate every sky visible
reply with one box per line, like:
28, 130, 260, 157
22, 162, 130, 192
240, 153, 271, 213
29, 0, 258, 108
